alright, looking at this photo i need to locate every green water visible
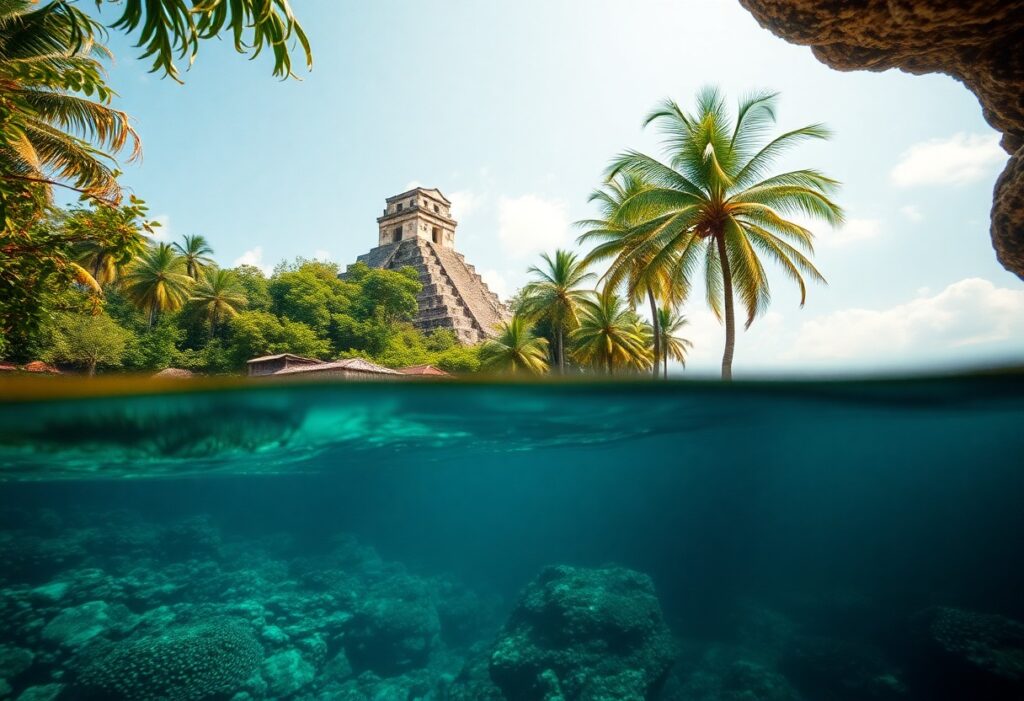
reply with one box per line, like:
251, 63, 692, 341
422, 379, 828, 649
0, 376, 1022, 700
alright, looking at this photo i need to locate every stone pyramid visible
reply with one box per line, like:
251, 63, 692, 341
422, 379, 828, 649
346, 187, 510, 345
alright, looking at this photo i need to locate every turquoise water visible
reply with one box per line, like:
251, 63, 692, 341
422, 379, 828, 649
1, 376, 1023, 700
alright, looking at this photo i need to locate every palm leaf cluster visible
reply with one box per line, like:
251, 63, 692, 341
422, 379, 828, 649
0, 0, 140, 207
589, 87, 843, 379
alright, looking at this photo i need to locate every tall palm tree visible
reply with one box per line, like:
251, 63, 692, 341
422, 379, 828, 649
578, 174, 686, 378
173, 234, 215, 280
0, 1, 140, 206
190, 268, 247, 335
70, 206, 149, 286
480, 315, 550, 374
571, 288, 651, 375
519, 249, 594, 372
605, 87, 842, 379
120, 243, 193, 325
656, 307, 693, 379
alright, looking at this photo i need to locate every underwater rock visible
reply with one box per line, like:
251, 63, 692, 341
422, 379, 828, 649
0, 645, 33, 683
40, 601, 135, 649
488, 564, 676, 700
674, 644, 800, 701
344, 575, 441, 676
14, 684, 63, 701
912, 606, 1024, 699
780, 635, 906, 700
75, 620, 262, 701
261, 649, 316, 697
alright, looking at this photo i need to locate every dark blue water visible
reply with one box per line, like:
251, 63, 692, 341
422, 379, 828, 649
1, 377, 1022, 700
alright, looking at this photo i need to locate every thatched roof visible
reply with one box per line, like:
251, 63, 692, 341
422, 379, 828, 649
151, 368, 194, 379
398, 364, 450, 377
271, 358, 401, 376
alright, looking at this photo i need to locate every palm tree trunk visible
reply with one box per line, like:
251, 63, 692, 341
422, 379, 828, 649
557, 327, 564, 374
147, 307, 155, 328
87, 359, 96, 377
648, 289, 660, 379
663, 353, 668, 379
715, 232, 735, 381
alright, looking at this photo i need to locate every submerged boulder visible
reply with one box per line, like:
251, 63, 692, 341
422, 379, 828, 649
41, 600, 135, 649
488, 565, 676, 700
343, 575, 441, 675
75, 620, 262, 701
912, 606, 1024, 699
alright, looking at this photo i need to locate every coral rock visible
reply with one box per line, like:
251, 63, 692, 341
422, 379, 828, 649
488, 565, 676, 700
75, 620, 262, 701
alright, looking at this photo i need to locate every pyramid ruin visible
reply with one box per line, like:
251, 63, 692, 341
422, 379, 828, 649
345, 187, 510, 344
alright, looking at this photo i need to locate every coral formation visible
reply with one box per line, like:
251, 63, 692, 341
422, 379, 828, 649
488, 564, 676, 700
75, 621, 262, 701
737, 0, 1024, 278
910, 606, 1024, 699
1, 508, 1022, 700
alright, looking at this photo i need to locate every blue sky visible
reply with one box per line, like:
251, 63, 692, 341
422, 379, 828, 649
96, 0, 1022, 376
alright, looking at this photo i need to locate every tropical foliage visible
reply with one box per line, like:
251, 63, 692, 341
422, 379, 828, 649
1, 0, 310, 356
480, 315, 550, 374
601, 87, 841, 378
571, 289, 651, 374
656, 307, 692, 379
518, 250, 594, 372
4, 210, 485, 374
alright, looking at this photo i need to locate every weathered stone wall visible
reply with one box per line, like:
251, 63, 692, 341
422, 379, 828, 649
738, 0, 1024, 279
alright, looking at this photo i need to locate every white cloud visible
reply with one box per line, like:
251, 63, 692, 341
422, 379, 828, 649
234, 246, 273, 276
890, 132, 1006, 187
480, 269, 511, 301
900, 205, 924, 222
403, 180, 423, 190
149, 214, 172, 241
791, 214, 881, 247
826, 217, 882, 247
314, 249, 332, 262
785, 278, 1024, 363
449, 190, 482, 221
496, 194, 570, 259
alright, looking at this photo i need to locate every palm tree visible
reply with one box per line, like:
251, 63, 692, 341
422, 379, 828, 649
656, 306, 693, 379
70, 206, 149, 286
578, 174, 686, 378
190, 268, 247, 335
120, 243, 193, 325
0, 1, 140, 205
519, 250, 594, 373
571, 288, 651, 375
173, 235, 215, 280
479, 315, 550, 374
605, 87, 842, 379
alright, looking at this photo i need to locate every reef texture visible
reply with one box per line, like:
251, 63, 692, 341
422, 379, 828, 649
738, 0, 1024, 279
2, 510, 1024, 700
488, 565, 677, 700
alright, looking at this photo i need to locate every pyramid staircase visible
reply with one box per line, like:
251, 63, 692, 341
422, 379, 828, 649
351, 239, 509, 344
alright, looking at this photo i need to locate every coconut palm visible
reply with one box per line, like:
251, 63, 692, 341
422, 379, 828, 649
70, 206, 149, 286
480, 315, 550, 374
519, 249, 594, 372
120, 243, 193, 325
656, 306, 693, 379
571, 288, 651, 375
173, 235, 215, 280
190, 268, 247, 335
605, 87, 842, 379
578, 174, 687, 378
0, 1, 140, 205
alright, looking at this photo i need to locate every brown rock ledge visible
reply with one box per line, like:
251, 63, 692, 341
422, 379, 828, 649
738, 0, 1024, 279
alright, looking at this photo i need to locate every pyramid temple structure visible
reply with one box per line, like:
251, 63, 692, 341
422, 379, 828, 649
344, 187, 510, 344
